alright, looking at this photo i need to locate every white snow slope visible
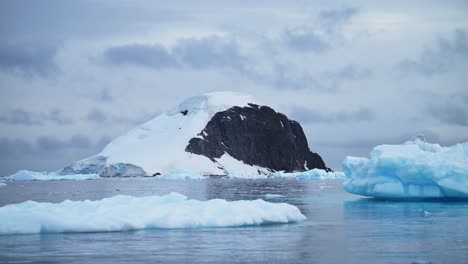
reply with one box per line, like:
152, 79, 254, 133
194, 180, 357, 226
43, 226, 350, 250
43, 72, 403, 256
65, 92, 269, 176
0, 192, 306, 235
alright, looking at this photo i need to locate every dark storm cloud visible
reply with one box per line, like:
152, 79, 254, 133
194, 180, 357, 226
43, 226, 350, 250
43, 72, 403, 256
318, 7, 358, 28
102, 44, 179, 68
0, 134, 100, 158
282, 7, 358, 53
0, 109, 42, 126
0, 0, 185, 41
86, 108, 157, 126
249, 63, 372, 91
397, 29, 468, 76
0, 137, 34, 157
37, 134, 92, 150
0, 108, 73, 126
282, 28, 330, 53
427, 102, 468, 126
315, 130, 468, 152
86, 108, 108, 123
100, 36, 248, 72
290, 105, 375, 124
322, 64, 373, 81
0, 42, 59, 76
173, 36, 247, 70
0, 134, 112, 175
44, 109, 74, 125
95, 88, 113, 103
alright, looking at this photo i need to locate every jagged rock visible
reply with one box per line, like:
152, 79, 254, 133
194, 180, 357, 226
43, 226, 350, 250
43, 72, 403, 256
186, 104, 328, 172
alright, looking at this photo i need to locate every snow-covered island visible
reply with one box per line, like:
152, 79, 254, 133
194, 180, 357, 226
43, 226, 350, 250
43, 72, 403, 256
4, 92, 335, 180
343, 136, 468, 199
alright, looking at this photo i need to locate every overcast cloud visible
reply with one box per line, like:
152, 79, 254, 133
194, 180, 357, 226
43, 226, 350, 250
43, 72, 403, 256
1, 0, 468, 174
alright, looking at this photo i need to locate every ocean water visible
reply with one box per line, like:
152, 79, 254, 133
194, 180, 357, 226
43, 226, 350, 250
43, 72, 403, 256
0, 178, 467, 264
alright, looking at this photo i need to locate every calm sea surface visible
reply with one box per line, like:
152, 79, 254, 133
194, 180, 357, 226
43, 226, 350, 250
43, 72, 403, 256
0, 178, 467, 264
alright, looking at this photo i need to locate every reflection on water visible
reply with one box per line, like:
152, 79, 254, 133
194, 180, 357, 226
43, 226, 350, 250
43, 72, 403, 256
0, 178, 467, 264
344, 199, 468, 264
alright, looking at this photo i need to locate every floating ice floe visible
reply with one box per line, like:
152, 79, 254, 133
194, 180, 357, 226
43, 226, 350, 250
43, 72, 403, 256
0, 182, 5, 187
156, 169, 207, 180
268, 168, 345, 180
5, 170, 100, 181
0, 192, 306, 235
265, 193, 286, 199
343, 136, 468, 198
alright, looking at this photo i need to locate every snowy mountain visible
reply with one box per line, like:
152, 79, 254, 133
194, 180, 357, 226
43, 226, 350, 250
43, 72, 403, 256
60, 92, 328, 177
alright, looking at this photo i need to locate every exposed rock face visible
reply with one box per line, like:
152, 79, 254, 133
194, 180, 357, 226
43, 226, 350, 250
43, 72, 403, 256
185, 104, 329, 172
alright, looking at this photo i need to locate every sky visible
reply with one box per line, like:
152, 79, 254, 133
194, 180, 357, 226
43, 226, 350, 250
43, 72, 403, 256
1, 0, 467, 175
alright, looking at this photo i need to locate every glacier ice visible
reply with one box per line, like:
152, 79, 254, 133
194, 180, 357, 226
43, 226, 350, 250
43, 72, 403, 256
60, 155, 146, 177
343, 138, 468, 198
268, 169, 345, 180
5, 170, 100, 181
0, 192, 306, 235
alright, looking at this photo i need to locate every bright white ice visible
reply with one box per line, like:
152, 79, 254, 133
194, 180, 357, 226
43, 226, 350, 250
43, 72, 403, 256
343, 137, 468, 198
65, 92, 266, 177
0, 192, 306, 235
265, 193, 285, 198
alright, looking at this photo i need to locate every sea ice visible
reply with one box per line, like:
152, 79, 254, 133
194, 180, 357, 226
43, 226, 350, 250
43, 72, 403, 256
343, 137, 468, 198
268, 168, 345, 180
5, 170, 100, 181
0, 182, 5, 187
156, 169, 207, 180
265, 193, 285, 198
0, 192, 306, 235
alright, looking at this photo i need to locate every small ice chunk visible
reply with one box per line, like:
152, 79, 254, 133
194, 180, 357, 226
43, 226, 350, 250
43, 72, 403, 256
265, 193, 285, 199
157, 169, 207, 180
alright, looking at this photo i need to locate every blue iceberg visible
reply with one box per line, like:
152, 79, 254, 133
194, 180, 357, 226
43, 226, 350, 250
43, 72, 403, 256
343, 136, 468, 198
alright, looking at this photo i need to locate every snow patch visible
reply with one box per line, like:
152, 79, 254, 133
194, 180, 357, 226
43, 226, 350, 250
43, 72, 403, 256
343, 139, 468, 198
0, 192, 306, 235
5, 170, 100, 181
216, 154, 270, 179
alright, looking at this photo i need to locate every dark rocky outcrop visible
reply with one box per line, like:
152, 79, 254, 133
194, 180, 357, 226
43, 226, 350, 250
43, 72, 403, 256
185, 104, 329, 172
